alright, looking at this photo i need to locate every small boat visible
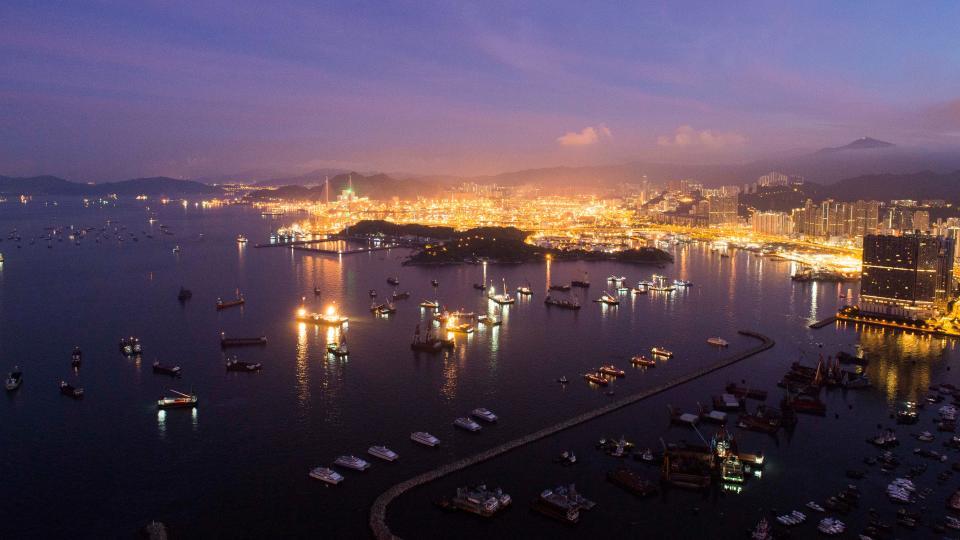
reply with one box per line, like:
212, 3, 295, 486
651, 347, 673, 358
596, 292, 619, 305
557, 451, 577, 466
584, 373, 609, 386
371, 302, 396, 315
119, 337, 143, 357
391, 290, 411, 300
411, 431, 440, 447
333, 455, 370, 471
544, 295, 581, 310
386, 277, 400, 286
607, 275, 626, 282
368, 289, 378, 297
598, 365, 625, 377
557, 376, 569, 384
674, 279, 693, 287
548, 283, 571, 292
471, 408, 498, 423
419, 300, 440, 310
607, 467, 659, 497
71, 347, 82, 368
219, 334, 268, 348
216, 290, 245, 310
367, 446, 399, 462
313, 285, 321, 296
177, 287, 192, 301
225, 357, 262, 372
236, 234, 248, 243
454, 417, 482, 432
631, 355, 656, 367
152, 361, 182, 377
516, 284, 533, 296
472, 283, 486, 290
571, 273, 590, 288
477, 315, 501, 326
309, 467, 344, 485
59, 380, 83, 399
326, 341, 349, 358
157, 389, 197, 409
751, 518, 772, 540
172, 245, 181, 253
707, 337, 729, 347
431, 279, 439, 287
5, 367, 22, 391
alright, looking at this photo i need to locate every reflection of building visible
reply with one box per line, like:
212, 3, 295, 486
859, 233, 955, 318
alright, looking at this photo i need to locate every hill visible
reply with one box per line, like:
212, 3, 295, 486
0, 175, 223, 197
246, 171, 434, 201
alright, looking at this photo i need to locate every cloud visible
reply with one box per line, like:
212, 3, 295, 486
557, 124, 612, 146
657, 125, 746, 149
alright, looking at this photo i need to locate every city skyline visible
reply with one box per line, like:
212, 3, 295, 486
3, 1, 960, 181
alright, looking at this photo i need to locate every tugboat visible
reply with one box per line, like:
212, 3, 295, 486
119, 337, 143, 357
225, 357, 262, 372
216, 289, 245, 310
59, 380, 84, 399
5, 367, 23, 391
367, 445, 399, 462
333, 455, 371, 471
71, 347, 82, 369
309, 467, 344, 485
386, 277, 400, 286
454, 417, 482, 432
152, 361, 182, 377
157, 389, 197, 409
177, 286, 192, 301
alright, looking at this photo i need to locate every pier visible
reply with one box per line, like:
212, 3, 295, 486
369, 330, 775, 540
292, 245, 398, 255
808, 316, 837, 329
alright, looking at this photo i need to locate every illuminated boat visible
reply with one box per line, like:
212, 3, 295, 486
327, 341, 349, 358
71, 346, 82, 368
411, 325, 443, 353
471, 408, 498, 423
651, 347, 673, 358
236, 234, 248, 243
707, 337, 729, 347
119, 337, 143, 357
296, 306, 348, 326
313, 284, 321, 296
477, 315, 501, 326
454, 417, 482, 432
584, 373, 609, 386
309, 467, 344, 485
488, 280, 516, 305
411, 431, 440, 447
5, 367, 22, 391
152, 361, 182, 377
631, 355, 655, 367
596, 292, 619, 305
60, 380, 84, 399
632, 285, 648, 295
674, 279, 693, 287
334, 455, 370, 471
368, 445, 399, 461
225, 357, 262, 372
216, 289, 245, 310
598, 365, 625, 378
157, 389, 197, 409
371, 302, 396, 316
419, 300, 440, 310
516, 284, 534, 296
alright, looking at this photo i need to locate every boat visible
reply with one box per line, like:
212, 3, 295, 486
488, 279, 516, 305
817, 517, 845, 535
584, 373, 609, 386
674, 279, 693, 287
477, 315, 501, 326
607, 275, 626, 283
309, 467, 344, 485
333, 455, 370, 471
172, 245, 181, 253
296, 307, 348, 326
411, 431, 440, 446
225, 357, 262, 372
326, 341, 349, 357
216, 289, 245, 310
571, 273, 590, 288
391, 290, 411, 301
157, 389, 197, 409
371, 301, 397, 316
750, 518, 772, 540
152, 361, 182, 377
368, 289, 378, 297
544, 295, 581, 310
454, 417, 482, 432
471, 408, 498, 423
557, 376, 569, 384
177, 287, 192, 301
386, 277, 400, 286
806, 501, 825, 512
419, 300, 440, 310
596, 292, 619, 305
724, 383, 767, 400
707, 337, 729, 347
472, 283, 486, 290
598, 365, 625, 377
60, 381, 84, 398
632, 285, 648, 295
651, 347, 673, 358
442, 485, 511, 517
220, 334, 267, 348
668, 405, 699, 426
631, 355, 656, 367
531, 491, 580, 524
313, 284, 321, 296
236, 234, 248, 243
607, 467, 658, 497
431, 279, 439, 287
517, 284, 533, 296
71, 346, 82, 368
119, 336, 143, 356
548, 283, 571, 292
367, 446, 399, 462
411, 325, 444, 353
5, 367, 22, 391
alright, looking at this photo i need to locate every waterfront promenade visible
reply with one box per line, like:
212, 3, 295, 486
369, 330, 775, 540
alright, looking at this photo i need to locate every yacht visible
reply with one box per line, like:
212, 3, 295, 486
5, 367, 22, 391
454, 417, 482, 432
411, 431, 441, 447
59, 380, 84, 399
333, 455, 371, 471
707, 337, 729, 347
367, 446, 399, 462
651, 347, 674, 358
236, 235, 248, 243
71, 346, 82, 368
157, 389, 197, 409
309, 467, 344, 485
471, 408, 498, 423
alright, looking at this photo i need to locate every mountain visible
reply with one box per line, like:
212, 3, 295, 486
816, 137, 895, 154
0, 175, 223, 196
822, 170, 960, 203
255, 168, 350, 187
246, 171, 435, 200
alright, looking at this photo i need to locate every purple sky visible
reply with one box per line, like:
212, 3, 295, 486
2, 1, 959, 180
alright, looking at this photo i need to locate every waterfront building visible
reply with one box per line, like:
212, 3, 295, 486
751, 211, 793, 236
859, 233, 956, 318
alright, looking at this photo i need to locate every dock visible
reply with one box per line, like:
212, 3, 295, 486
292, 245, 398, 255
809, 316, 837, 329
369, 330, 775, 540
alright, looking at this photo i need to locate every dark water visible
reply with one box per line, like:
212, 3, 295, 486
0, 200, 957, 539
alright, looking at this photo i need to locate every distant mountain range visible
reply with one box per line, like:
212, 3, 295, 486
246, 172, 438, 201
815, 137, 895, 154
0, 175, 222, 196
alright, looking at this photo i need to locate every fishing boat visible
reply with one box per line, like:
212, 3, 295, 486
119, 337, 143, 356
71, 346, 82, 368
367, 446, 399, 462
5, 367, 22, 391
177, 287, 192, 301
411, 431, 440, 447
596, 292, 619, 305
598, 365, 625, 377
631, 355, 656, 367
707, 337, 729, 347
471, 408, 498, 423
544, 295, 581, 310
309, 467, 344, 485
386, 277, 400, 286
326, 341, 349, 358
651, 347, 673, 358
454, 417, 482, 432
152, 361, 182, 377
584, 373, 609, 386
225, 357, 262, 372
333, 455, 370, 471
216, 289, 245, 310
419, 300, 440, 310
571, 273, 590, 288
157, 389, 197, 409
59, 380, 84, 399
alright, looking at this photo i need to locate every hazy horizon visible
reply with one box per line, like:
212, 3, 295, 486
3, 1, 960, 181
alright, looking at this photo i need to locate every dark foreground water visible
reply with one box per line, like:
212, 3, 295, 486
0, 199, 957, 539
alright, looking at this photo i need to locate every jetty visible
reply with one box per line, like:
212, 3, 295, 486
369, 330, 775, 539
809, 316, 837, 329
292, 245, 397, 256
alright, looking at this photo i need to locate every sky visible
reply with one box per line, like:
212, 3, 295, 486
2, 0, 960, 181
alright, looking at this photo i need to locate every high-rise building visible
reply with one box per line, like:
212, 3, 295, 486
859, 233, 955, 318
707, 195, 739, 227
853, 200, 882, 237
913, 210, 930, 232
751, 211, 793, 236
757, 171, 789, 187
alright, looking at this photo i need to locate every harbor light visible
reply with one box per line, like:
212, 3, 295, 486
326, 305, 336, 316
297, 308, 307, 317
